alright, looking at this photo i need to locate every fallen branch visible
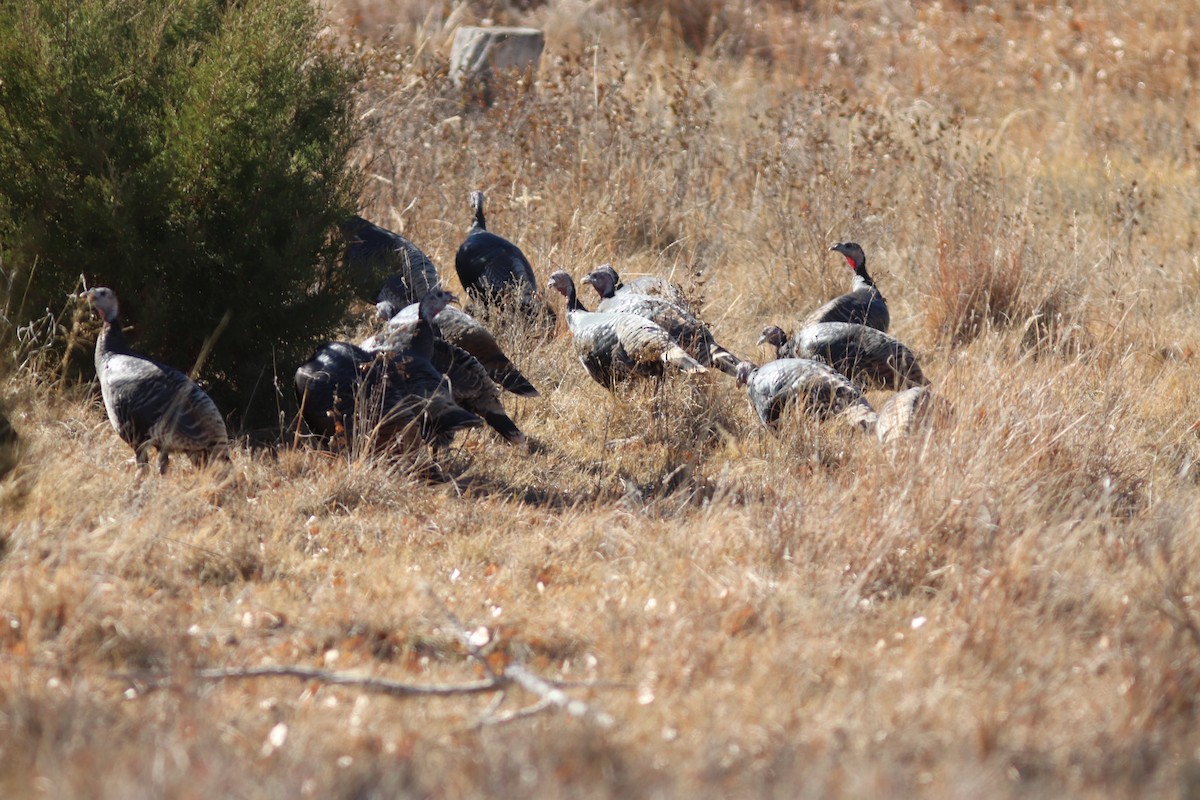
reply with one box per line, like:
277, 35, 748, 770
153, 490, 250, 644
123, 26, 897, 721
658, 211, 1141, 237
427, 585, 501, 681
121, 665, 501, 698
115, 664, 624, 696
425, 583, 618, 728
113, 593, 624, 730
475, 696, 555, 729
504, 663, 616, 728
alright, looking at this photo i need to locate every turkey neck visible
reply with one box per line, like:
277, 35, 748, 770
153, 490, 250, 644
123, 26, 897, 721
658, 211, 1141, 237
411, 306, 441, 359
95, 315, 131, 368
470, 196, 486, 233
597, 271, 621, 296
562, 283, 586, 312
852, 260, 878, 292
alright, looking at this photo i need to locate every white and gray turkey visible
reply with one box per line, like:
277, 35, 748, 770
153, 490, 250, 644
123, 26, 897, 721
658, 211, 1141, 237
295, 290, 483, 451
362, 291, 525, 445
735, 359, 876, 432
759, 322, 928, 391
586, 263, 691, 310
581, 266, 742, 378
369, 300, 538, 398
454, 190, 555, 327
875, 386, 952, 444
546, 271, 706, 389
341, 215, 440, 310
800, 242, 890, 333
82, 287, 229, 474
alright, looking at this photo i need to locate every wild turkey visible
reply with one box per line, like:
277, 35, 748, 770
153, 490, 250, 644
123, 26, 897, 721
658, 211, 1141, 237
759, 322, 928, 391
735, 359, 876, 431
341, 215, 440, 309
369, 301, 538, 398
587, 263, 691, 309
81, 287, 229, 474
801, 242, 890, 332
295, 342, 379, 442
546, 271, 706, 389
296, 291, 483, 450
363, 291, 525, 445
875, 386, 952, 444
454, 190, 555, 326
581, 266, 742, 378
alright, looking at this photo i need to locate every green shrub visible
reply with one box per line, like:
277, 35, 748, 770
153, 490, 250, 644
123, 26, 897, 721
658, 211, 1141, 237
0, 0, 361, 428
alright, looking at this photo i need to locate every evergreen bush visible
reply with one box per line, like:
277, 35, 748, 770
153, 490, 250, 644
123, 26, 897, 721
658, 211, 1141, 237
0, 0, 361, 427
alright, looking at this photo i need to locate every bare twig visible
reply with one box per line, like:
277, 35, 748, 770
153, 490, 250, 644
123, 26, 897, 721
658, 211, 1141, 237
504, 663, 616, 728
476, 688, 507, 721
116, 663, 624, 694
425, 585, 620, 728
294, 384, 311, 450
121, 665, 502, 698
424, 583, 501, 680
114, 594, 624, 731
57, 276, 88, 386
474, 696, 555, 729
190, 309, 233, 381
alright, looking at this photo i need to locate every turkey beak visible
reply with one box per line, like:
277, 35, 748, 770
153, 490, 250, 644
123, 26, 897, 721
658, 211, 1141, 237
755, 333, 768, 346
446, 293, 461, 307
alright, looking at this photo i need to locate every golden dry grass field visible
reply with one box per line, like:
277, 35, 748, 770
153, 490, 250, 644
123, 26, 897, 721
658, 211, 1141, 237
4, 0, 1200, 796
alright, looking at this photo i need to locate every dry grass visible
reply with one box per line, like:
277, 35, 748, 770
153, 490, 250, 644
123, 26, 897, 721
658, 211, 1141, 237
4, 0, 1200, 796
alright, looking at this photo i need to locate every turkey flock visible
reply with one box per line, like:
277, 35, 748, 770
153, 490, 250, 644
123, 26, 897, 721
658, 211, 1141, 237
81, 190, 947, 475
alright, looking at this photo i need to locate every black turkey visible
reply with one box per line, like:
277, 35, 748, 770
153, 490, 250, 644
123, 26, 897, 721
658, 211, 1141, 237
370, 300, 538, 398
587, 263, 691, 309
363, 291, 525, 445
735, 359, 876, 431
582, 266, 741, 377
295, 291, 483, 451
759, 322, 927, 391
546, 271, 706, 389
341, 215, 440, 309
82, 287, 229, 474
454, 190, 555, 326
295, 342, 376, 442
800, 242, 890, 332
